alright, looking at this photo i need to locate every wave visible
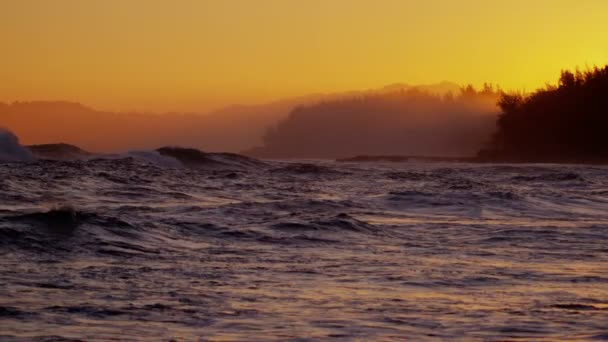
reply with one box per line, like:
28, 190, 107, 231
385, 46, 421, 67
271, 214, 376, 234
156, 147, 267, 169
6, 206, 84, 234
269, 163, 346, 175
0, 128, 35, 162
512, 172, 584, 182
3, 130, 266, 169
0, 206, 148, 255
27, 143, 91, 161
124, 150, 183, 168
63, 146, 268, 169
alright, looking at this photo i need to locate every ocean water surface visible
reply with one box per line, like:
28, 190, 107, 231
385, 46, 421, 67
1, 156, 607, 340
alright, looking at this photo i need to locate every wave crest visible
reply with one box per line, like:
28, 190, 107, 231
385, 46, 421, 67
0, 128, 34, 162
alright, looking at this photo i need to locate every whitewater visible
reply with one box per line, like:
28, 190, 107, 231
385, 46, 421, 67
0, 136, 607, 340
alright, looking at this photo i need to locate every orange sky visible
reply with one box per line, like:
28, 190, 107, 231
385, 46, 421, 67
1, 0, 607, 113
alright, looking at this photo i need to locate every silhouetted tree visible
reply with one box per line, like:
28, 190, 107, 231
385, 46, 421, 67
480, 65, 608, 162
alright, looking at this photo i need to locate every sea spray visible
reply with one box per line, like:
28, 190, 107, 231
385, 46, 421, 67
0, 128, 35, 162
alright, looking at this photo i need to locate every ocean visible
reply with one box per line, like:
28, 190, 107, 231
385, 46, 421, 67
1, 154, 607, 340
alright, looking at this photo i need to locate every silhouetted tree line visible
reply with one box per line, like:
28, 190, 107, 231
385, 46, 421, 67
247, 85, 500, 158
479, 66, 608, 162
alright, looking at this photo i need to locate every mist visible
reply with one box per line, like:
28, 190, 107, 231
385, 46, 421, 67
0, 100, 298, 153
247, 85, 501, 158
0, 83, 499, 157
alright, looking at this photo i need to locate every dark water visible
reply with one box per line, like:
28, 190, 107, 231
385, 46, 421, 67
1, 157, 608, 341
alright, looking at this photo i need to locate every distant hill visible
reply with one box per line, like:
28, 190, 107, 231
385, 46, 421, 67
245, 85, 500, 158
0, 98, 315, 153
0, 82, 479, 154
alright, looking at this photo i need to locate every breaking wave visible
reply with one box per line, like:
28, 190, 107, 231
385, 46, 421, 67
124, 150, 183, 168
156, 146, 267, 169
28, 143, 91, 161
0, 128, 34, 162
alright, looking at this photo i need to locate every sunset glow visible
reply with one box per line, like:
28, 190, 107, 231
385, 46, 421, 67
1, 0, 607, 112
2, 2, 608, 340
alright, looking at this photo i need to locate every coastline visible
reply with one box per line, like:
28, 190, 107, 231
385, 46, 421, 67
336, 154, 608, 165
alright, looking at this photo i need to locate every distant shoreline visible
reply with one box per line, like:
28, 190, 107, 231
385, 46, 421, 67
20, 142, 608, 166
336, 154, 608, 165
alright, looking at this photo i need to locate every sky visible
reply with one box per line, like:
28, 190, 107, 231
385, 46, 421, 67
1, 0, 607, 113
